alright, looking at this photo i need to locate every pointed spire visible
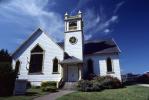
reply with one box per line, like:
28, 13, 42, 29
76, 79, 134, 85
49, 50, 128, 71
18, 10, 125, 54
65, 12, 68, 16
78, 10, 82, 14
78, 10, 82, 18
64, 12, 68, 20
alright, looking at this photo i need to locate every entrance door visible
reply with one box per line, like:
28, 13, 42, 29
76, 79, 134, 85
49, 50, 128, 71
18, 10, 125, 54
68, 66, 79, 82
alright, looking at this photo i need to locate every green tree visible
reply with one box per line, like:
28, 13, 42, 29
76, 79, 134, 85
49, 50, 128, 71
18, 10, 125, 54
0, 49, 15, 96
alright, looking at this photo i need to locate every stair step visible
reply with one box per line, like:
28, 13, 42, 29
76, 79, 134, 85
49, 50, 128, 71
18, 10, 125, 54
62, 82, 77, 90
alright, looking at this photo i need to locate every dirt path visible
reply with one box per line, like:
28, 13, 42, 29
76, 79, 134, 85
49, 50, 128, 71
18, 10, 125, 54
34, 90, 75, 100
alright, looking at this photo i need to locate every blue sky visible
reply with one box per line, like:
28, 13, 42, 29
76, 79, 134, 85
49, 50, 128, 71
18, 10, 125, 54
0, 0, 149, 74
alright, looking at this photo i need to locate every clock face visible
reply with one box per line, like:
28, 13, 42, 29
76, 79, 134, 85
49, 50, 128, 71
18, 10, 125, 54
69, 37, 77, 44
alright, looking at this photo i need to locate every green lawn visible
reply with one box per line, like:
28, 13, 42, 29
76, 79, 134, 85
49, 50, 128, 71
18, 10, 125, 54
0, 88, 48, 100
57, 85, 149, 100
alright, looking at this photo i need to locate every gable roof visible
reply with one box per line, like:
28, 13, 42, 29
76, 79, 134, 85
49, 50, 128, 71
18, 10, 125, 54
60, 52, 83, 64
12, 28, 63, 57
57, 39, 121, 55
12, 27, 120, 58
84, 39, 121, 55
60, 56, 83, 64
12, 28, 42, 57
57, 42, 64, 49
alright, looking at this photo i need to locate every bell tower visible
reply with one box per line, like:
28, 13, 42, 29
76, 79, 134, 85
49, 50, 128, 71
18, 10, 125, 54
64, 11, 84, 60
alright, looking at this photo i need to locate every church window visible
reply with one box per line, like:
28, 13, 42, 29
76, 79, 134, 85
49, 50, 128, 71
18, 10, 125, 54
15, 60, 20, 75
29, 45, 44, 73
87, 59, 93, 74
69, 36, 77, 44
53, 58, 59, 73
107, 57, 113, 72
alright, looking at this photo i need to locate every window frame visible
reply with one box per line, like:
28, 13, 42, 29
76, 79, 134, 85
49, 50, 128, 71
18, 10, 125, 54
28, 44, 45, 74
52, 57, 60, 74
106, 57, 114, 74
15, 60, 21, 75
69, 21, 77, 31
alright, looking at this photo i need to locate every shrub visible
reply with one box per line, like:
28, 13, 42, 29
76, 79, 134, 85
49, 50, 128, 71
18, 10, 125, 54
137, 74, 149, 84
87, 73, 97, 80
41, 86, 57, 92
41, 81, 57, 87
94, 76, 123, 89
31, 86, 41, 89
77, 76, 123, 92
41, 81, 57, 92
92, 80, 103, 91
77, 80, 93, 92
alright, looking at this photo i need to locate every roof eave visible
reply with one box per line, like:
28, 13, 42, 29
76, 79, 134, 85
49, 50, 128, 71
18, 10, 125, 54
85, 52, 120, 56
112, 38, 122, 53
11, 28, 43, 57
11, 27, 64, 58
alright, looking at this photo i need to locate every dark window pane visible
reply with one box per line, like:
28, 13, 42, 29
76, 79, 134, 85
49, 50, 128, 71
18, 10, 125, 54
107, 58, 112, 72
31, 45, 43, 53
53, 58, 58, 73
87, 59, 93, 74
69, 21, 77, 30
69, 21, 77, 27
29, 54, 43, 73
15, 60, 20, 74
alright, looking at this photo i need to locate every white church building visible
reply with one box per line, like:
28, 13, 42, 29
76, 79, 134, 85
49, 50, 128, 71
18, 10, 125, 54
12, 11, 121, 86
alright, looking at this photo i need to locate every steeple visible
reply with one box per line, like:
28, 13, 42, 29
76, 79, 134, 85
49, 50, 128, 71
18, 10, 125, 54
64, 11, 84, 60
64, 11, 83, 32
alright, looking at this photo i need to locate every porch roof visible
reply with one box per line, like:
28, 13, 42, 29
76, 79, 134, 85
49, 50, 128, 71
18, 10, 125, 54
60, 56, 83, 64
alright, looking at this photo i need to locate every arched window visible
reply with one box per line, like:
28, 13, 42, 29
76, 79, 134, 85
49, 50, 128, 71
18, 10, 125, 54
107, 57, 113, 72
29, 45, 44, 73
69, 21, 77, 30
53, 58, 59, 73
15, 60, 20, 75
87, 59, 93, 74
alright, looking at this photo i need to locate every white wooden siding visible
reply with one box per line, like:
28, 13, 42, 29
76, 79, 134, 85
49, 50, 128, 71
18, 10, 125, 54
64, 31, 83, 60
84, 54, 121, 81
12, 31, 64, 86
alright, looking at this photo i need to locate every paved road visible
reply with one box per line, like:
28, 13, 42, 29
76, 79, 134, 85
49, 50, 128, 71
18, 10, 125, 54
34, 90, 75, 100
138, 84, 149, 87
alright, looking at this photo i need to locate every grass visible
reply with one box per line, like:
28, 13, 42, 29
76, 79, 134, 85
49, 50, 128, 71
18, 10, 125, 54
0, 88, 48, 100
57, 85, 149, 100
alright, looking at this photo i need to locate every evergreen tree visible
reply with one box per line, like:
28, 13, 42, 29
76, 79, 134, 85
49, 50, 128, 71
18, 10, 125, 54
0, 49, 15, 96
0, 49, 12, 62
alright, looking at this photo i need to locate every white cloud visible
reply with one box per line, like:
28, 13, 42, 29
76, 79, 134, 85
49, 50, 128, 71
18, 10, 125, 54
0, 0, 64, 42
71, 0, 91, 15
114, 1, 125, 14
104, 29, 110, 34
84, 8, 119, 40
84, 9, 100, 32
0, 0, 125, 44
84, 34, 92, 40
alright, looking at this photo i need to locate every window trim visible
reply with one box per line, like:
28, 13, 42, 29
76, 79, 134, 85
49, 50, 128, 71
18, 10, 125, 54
28, 44, 45, 74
